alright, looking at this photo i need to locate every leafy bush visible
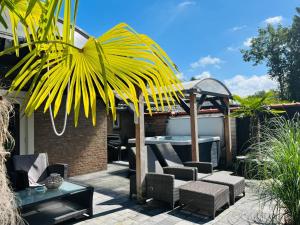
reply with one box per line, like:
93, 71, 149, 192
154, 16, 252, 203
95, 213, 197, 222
251, 116, 300, 225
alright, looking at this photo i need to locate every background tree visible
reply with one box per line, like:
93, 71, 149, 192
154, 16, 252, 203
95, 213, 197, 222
287, 8, 300, 101
241, 25, 290, 100
242, 7, 300, 102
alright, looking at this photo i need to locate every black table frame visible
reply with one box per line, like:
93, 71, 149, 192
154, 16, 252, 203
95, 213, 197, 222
17, 180, 94, 225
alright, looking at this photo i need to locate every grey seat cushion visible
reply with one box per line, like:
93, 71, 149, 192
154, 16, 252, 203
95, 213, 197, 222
174, 179, 187, 188
202, 174, 244, 185
197, 173, 211, 180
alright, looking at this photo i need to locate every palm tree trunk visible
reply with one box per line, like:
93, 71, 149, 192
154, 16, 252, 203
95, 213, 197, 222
0, 97, 23, 225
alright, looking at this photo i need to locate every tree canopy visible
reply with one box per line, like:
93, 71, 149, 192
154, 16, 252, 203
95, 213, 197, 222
241, 7, 300, 102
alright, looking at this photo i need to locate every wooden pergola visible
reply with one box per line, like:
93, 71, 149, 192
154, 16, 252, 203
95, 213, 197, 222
134, 78, 233, 200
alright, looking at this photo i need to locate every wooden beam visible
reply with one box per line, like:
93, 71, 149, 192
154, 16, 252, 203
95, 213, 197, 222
176, 96, 190, 114
190, 93, 199, 161
197, 94, 207, 111
223, 97, 232, 167
135, 91, 146, 201
209, 98, 226, 115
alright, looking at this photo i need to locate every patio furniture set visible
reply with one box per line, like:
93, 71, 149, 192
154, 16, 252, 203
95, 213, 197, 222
129, 143, 245, 219
8, 143, 245, 223
9, 153, 94, 225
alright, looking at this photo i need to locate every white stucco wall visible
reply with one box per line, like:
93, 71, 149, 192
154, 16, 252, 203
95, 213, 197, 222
166, 114, 237, 155
0, 89, 34, 155
167, 115, 224, 140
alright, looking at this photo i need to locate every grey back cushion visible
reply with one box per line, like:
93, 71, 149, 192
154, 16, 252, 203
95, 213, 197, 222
147, 146, 163, 174
13, 153, 49, 184
154, 143, 183, 167
130, 147, 163, 174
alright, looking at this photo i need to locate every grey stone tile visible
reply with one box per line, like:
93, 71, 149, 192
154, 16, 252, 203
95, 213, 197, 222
62, 163, 274, 225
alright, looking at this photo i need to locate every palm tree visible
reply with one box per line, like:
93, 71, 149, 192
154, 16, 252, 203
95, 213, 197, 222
0, 1, 182, 224
0, 96, 24, 225
231, 92, 284, 148
0, 0, 182, 126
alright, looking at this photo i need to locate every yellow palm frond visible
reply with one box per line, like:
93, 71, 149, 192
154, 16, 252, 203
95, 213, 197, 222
1, 0, 44, 55
5, 23, 182, 126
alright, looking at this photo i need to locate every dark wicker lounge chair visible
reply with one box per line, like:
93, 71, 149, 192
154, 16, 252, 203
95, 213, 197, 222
129, 147, 189, 208
152, 143, 213, 180
12, 153, 68, 189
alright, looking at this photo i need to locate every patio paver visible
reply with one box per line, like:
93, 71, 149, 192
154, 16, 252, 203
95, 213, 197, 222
61, 163, 273, 225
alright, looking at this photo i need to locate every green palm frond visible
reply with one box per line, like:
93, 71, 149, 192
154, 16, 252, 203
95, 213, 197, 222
232, 93, 285, 118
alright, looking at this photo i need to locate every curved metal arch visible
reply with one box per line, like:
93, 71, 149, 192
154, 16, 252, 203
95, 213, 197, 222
184, 78, 232, 98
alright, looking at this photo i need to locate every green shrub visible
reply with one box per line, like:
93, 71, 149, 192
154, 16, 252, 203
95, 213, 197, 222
251, 116, 300, 225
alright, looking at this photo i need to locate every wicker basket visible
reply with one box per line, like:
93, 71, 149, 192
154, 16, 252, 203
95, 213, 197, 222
45, 173, 63, 189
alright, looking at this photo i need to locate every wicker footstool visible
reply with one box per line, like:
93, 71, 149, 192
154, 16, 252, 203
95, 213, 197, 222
179, 181, 230, 219
202, 174, 245, 205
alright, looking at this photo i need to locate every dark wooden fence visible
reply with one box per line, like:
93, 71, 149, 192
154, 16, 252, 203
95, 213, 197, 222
235, 104, 300, 155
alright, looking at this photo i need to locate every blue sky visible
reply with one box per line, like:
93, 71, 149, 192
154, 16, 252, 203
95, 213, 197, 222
76, 0, 299, 96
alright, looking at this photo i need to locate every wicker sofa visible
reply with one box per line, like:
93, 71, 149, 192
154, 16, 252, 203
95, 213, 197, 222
12, 153, 68, 189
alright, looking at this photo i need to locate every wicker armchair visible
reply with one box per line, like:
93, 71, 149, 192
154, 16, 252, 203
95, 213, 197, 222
129, 147, 188, 208
12, 153, 68, 189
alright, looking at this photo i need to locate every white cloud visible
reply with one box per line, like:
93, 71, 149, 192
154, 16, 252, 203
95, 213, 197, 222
190, 55, 222, 69
264, 16, 283, 25
224, 74, 277, 96
243, 37, 253, 47
177, 1, 196, 9
231, 25, 247, 32
194, 71, 212, 79
227, 46, 239, 52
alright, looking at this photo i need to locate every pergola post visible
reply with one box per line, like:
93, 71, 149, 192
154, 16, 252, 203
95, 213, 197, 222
223, 97, 232, 167
189, 92, 199, 161
135, 91, 146, 201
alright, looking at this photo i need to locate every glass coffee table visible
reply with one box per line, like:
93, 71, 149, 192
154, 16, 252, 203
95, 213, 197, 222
16, 181, 93, 225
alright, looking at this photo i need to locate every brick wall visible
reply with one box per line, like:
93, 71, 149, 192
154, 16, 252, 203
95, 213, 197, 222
145, 114, 169, 136
34, 102, 107, 176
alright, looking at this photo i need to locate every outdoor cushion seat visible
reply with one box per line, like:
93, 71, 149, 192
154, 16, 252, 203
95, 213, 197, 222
152, 143, 213, 180
197, 172, 211, 180
174, 179, 188, 188
201, 173, 245, 205
12, 153, 68, 189
179, 181, 230, 219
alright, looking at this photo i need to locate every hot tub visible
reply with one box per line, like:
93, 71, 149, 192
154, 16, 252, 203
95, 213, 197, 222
128, 136, 221, 168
